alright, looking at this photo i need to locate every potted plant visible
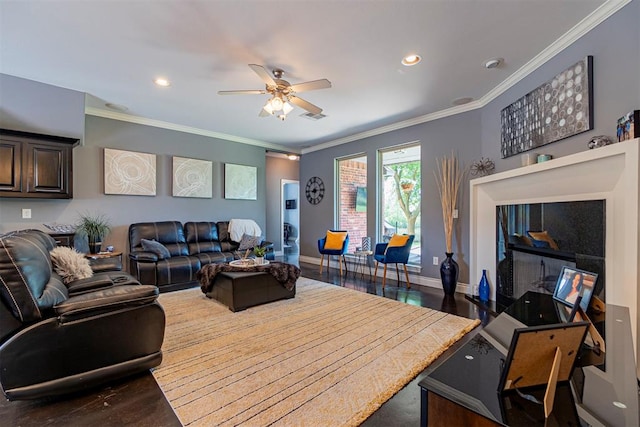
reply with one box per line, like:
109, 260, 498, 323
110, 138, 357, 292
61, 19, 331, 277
76, 212, 111, 254
253, 245, 267, 265
434, 153, 463, 295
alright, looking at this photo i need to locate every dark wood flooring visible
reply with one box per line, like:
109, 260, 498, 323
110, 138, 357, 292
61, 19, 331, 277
1, 258, 490, 426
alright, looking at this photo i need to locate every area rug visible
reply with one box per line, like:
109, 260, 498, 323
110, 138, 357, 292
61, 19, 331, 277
153, 277, 479, 426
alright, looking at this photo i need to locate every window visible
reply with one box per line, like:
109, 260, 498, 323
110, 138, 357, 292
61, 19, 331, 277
337, 155, 367, 253
379, 144, 421, 265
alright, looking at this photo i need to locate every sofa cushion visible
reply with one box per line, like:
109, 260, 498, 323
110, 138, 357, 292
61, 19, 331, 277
155, 256, 201, 286
185, 222, 222, 255
0, 230, 58, 322
129, 221, 188, 257
141, 239, 171, 260
194, 252, 231, 266
50, 246, 94, 284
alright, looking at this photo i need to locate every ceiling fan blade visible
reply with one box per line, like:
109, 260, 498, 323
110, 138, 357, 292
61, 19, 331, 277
289, 79, 332, 93
249, 64, 277, 87
218, 90, 266, 95
289, 96, 323, 115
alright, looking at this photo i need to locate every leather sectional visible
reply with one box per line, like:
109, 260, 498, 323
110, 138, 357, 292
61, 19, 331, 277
0, 229, 165, 400
128, 221, 274, 292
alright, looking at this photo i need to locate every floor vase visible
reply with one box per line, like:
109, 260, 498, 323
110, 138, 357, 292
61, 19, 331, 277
440, 252, 459, 295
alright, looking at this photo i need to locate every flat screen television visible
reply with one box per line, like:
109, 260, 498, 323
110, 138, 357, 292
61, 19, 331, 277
355, 187, 366, 212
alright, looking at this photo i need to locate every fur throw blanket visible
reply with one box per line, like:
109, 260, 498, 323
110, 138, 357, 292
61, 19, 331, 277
198, 262, 300, 293
50, 246, 94, 284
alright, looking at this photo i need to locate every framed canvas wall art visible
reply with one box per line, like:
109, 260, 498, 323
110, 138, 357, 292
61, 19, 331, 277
104, 148, 156, 196
172, 156, 212, 198
224, 163, 257, 200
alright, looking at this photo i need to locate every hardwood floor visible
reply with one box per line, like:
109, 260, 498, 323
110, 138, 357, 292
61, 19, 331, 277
1, 258, 489, 426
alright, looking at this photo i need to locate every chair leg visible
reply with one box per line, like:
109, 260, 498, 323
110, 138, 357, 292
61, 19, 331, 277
403, 264, 411, 289
339, 255, 343, 276
374, 261, 379, 284
382, 263, 388, 289
320, 254, 325, 273
395, 263, 400, 284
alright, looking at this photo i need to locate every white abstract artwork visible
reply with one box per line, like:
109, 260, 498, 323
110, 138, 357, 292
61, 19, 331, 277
104, 148, 156, 196
172, 156, 212, 198
224, 163, 257, 200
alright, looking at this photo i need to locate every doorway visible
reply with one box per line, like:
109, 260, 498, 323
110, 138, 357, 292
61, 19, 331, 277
281, 179, 300, 263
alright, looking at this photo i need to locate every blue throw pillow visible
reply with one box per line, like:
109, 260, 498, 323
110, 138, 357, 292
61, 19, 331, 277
141, 238, 171, 259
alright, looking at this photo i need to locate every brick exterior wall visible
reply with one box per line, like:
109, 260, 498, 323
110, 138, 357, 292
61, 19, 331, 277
339, 159, 367, 253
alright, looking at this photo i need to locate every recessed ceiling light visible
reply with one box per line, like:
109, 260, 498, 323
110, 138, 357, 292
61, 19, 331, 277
154, 77, 171, 87
105, 102, 129, 112
287, 154, 299, 161
401, 54, 421, 66
452, 97, 474, 106
484, 58, 503, 69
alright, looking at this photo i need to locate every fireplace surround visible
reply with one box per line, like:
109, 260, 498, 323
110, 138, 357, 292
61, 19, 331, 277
470, 138, 639, 365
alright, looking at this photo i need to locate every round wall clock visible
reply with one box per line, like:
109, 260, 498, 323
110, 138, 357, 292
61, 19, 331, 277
305, 176, 325, 205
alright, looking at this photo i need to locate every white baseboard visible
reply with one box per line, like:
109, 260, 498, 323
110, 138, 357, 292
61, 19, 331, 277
298, 255, 470, 295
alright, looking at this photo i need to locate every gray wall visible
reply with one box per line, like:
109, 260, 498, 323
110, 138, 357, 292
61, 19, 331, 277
300, 110, 482, 283
1, 113, 269, 266
265, 156, 300, 252
300, 0, 640, 284
482, 0, 640, 172
0, 74, 85, 140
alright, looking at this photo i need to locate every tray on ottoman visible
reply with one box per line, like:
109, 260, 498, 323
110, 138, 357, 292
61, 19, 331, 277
205, 270, 295, 312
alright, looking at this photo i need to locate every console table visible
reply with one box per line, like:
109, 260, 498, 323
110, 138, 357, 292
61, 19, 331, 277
419, 292, 638, 426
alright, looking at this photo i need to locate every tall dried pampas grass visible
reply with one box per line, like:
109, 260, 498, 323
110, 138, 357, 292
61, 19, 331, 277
434, 153, 463, 253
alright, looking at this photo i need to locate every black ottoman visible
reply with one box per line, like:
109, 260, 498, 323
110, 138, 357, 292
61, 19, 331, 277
205, 271, 296, 312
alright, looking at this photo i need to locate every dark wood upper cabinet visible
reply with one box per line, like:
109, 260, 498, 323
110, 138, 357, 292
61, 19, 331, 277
0, 129, 79, 199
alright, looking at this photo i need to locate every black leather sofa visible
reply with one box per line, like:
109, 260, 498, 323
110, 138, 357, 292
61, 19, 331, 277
128, 221, 274, 292
0, 229, 165, 400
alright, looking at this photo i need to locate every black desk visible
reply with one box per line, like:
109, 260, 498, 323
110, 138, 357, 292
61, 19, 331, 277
419, 292, 638, 426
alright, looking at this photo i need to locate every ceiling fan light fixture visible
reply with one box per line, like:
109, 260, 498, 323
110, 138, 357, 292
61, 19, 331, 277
262, 101, 274, 115
270, 95, 284, 111
401, 54, 421, 66
282, 101, 294, 115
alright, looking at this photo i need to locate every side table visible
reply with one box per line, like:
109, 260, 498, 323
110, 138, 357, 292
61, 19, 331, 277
350, 250, 373, 280
85, 251, 123, 272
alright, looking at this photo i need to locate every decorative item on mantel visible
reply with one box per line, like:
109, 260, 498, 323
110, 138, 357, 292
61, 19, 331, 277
470, 157, 495, 177
434, 152, 463, 296
587, 135, 614, 149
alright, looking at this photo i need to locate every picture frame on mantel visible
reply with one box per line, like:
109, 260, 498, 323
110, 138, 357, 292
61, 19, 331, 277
500, 56, 594, 159
617, 110, 639, 142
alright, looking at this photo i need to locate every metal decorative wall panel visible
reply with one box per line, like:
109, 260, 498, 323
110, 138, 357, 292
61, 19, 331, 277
501, 56, 593, 158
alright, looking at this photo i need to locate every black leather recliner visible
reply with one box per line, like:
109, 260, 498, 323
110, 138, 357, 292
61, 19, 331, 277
0, 229, 165, 400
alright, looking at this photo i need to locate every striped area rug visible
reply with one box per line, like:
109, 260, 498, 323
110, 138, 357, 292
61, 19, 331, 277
154, 277, 479, 426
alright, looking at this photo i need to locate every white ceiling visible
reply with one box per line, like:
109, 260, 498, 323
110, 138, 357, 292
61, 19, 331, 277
0, 0, 623, 153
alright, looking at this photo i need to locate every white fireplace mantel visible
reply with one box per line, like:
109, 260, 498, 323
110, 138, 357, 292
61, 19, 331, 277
470, 138, 640, 362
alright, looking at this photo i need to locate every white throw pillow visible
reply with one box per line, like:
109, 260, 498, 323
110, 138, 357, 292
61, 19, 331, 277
50, 246, 94, 284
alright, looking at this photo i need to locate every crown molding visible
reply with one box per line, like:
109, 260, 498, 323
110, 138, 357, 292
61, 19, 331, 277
85, 0, 628, 155
84, 107, 299, 153
301, 101, 482, 154
303, 0, 630, 154
478, 0, 632, 107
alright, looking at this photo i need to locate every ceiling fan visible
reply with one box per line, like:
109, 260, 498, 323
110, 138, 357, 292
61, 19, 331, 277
218, 64, 331, 120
